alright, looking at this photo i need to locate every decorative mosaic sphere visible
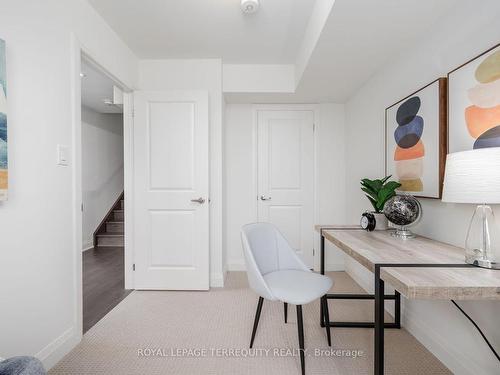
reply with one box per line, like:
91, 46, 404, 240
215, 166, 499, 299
383, 194, 421, 226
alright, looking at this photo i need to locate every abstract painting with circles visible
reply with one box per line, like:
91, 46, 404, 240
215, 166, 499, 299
385, 78, 447, 199
448, 43, 500, 153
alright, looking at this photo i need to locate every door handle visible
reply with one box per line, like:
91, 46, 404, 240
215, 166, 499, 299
260, 195, 272, 201
191, 197, 206, 204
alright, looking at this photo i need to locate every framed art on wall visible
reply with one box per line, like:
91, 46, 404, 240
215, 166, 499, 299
0, 38, 7, 201
448, 43, 500, 153
385, 78, 447, 199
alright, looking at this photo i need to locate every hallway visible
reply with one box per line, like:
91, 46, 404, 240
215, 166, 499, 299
83, 246, 132, 333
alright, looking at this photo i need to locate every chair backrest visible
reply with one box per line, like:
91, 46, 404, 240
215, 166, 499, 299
241, 222, 310, 299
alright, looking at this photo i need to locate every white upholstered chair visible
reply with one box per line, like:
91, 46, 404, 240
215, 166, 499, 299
241, 222, 333, 375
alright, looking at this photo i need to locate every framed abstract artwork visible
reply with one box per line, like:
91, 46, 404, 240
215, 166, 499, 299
0, 39, 6, 201
385, 78, 447, 199
448, 43, 500, 152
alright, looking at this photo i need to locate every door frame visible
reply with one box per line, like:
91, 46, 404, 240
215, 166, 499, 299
252, 104, 321, 270
70, 34, 134, 338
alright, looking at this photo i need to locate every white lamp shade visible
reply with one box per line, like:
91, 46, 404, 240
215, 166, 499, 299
442, 148, 500, 204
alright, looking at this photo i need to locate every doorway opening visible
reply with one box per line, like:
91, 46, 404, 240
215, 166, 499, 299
80, 56, 131, 333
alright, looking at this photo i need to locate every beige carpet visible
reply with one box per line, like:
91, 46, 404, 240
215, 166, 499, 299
50, 272, 450, 375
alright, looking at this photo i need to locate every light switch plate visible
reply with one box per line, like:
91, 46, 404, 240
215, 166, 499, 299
57, 144, 70, 166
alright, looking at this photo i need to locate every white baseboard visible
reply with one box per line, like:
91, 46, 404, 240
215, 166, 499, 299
210, 272, 225, 288
82, 239, 93, 252
222, 262, 228, 284
323, 262, 345, 272
35, 326, 80, 370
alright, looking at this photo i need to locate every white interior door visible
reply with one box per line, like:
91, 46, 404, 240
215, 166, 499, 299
257, 110, 314, 268
133, 91, 209, 290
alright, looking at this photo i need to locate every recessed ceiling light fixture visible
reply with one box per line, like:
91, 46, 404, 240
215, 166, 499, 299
241, 0, 259, 14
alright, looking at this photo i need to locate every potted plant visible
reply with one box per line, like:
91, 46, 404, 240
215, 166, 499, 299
360, 176, 401, 230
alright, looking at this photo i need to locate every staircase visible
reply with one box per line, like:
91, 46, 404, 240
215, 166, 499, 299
94, 193, 124, 247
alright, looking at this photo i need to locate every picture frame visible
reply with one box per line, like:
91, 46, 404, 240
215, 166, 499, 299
385, 78, 447, 199
0, 39, 7, 201
448, 43, 500, 153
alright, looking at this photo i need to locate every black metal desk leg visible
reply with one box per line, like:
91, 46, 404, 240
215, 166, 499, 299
320, 232, 325, 326
320, 233, 325, 275
395, 290, 401, 329
374, 265, 385, 375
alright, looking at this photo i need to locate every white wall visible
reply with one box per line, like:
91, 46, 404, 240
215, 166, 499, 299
223, 65, 295, 93
0, 0, 138, 369
224, 103, 347, 271
81, 107, 123, 250
138, 59, 225, 287
344, 1, 500, 373
224, 104, 255, 270
315, 103, 348, 270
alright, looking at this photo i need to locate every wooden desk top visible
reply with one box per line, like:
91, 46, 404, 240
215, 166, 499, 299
381, 267, 500, 300
316, 226, 464, 272
316, 226, 500, 300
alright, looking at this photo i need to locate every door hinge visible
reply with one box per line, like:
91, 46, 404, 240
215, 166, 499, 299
313, 248, 315, 256
81, 203, 84, 212
313, 123, 316, 132
133, 264, 136, 271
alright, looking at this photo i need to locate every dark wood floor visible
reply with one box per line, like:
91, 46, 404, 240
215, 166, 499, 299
83, 246, 132, 333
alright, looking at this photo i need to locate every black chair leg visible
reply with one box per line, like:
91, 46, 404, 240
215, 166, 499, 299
296, 305, 305, 375
250, 297, 264, 348
322, 296, 332, 346
284, 302, 288, 323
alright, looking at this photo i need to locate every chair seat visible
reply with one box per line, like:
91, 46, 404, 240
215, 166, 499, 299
263, 270, 333, 305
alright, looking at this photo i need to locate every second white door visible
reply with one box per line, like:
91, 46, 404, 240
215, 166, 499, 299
257, 110, 314, 268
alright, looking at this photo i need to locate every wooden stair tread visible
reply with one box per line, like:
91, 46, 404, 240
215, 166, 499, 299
93, 192, 125, 247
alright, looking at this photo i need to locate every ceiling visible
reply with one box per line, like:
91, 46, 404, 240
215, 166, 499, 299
88, 0, 316, 63
88, 0, 458, 103
225, 0, 457, 103
81, 59, 123, 114
294, 0, 457, 102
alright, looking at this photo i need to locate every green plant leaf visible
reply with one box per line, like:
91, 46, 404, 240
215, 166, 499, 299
380, 175, 391, 184
360, 184, 376, 197
361, 187, 378, 200
383, 180, 402, 191
377, 189, 392, 207
365, 195, 378, 212
361, 179, 381, 194
361, 176, 401, 213
373, 180, 383, 190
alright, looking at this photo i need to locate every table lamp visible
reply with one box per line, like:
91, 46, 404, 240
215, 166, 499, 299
442, 148, 500, 269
